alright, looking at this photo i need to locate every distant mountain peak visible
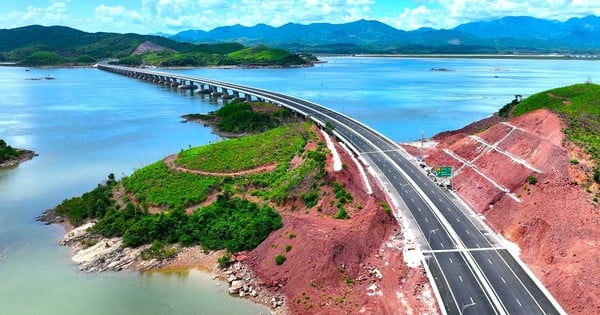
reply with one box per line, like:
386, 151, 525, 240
168, 15, 600, 53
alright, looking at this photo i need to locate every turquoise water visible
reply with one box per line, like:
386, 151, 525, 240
1, 57, 600, 314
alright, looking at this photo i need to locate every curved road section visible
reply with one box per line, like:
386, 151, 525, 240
98, 64, 566, 315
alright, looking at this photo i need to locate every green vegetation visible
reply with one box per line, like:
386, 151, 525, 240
185, 100, 295, 134
275, 254, 287, 265
90, 193, 282, 251
118, 50, 235, 67
20, 51, 66, 66
50, 105, 340, 257
175, 123, 310, 173
527, 175, 538, 185
140, 240, 178, 260
0, 139, 22, 164
55, 174, 118, 226
380, 202, 392, 215
122, 161, 218, 209
333, 182, 352, 205
218, 252, 232, 268
120, 44, 308, 67
0, 25, 313, 66
334, 206, 350, 220
227, 45, 306, 66
498, 95, 522, 118
514, 83, 600, 175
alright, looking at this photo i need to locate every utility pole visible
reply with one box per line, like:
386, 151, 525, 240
419, 131, 424, 161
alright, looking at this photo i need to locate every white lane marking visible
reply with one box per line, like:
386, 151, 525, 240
466, 230, 471, 235
516, 299, 522, 307
418, 207, 422, 212
456, 218, 461, 223
424, 217, 429, 222
459, 275, 463, 282
449, 257, 453, 264
488, 259, 493, 265
440, 242, 445, 248
501, 277, 506, 284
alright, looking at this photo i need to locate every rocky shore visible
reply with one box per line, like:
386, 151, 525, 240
37, 208, 288, 313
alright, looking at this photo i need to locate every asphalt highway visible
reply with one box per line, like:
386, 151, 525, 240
98, 65, 565, 314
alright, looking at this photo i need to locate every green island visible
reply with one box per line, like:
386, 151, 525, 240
182, 99, 301, 136
501, 82, 600, 180
0, 25, 315, 67
48, 100, 350, 259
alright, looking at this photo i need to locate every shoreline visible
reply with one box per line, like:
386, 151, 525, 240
325, 53, 599, 60
180, 115, 250, 138
36, 208, 288, 314
0, 149, 37, 168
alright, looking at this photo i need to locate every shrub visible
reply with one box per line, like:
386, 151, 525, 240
380, 202, 392, 215
527, 175, 538, 185
218, 253, 232, 268
569, 158, 579, 164
275, 254, 287, 265
0, 139, 22, 163
334, 206, 350, 220
301, 190, 319, 208
285, 244, 292, 252
140, 240, 177, 260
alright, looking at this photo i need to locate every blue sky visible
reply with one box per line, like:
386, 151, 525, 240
1, 0, 598, 34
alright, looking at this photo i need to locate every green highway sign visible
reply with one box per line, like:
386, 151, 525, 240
434, 166, 452, 178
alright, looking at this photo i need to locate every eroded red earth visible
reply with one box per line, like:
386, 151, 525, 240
403, 109, 600, 314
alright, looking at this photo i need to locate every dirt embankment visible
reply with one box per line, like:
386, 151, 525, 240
403, 109, 600, 314
243, 133, 437, 314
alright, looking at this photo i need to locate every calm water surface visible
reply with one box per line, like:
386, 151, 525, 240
1, 57, 600, 314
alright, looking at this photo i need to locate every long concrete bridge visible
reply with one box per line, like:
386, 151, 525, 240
97, 64, 566, 315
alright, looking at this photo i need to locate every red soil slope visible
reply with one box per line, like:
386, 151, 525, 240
404, 109, 600, 314
247, 131, 437, 314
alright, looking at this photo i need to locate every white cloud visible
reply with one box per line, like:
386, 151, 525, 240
2, 0, 70, 28
384, 0, 600, 31
1, 0, 599, 34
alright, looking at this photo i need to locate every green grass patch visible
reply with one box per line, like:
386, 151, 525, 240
228, 45, 305, 65
334, 206, 350, 220
275, 254, 287, 265
514, 83, 600, 170
175, 123, 310, 173
122, 161, 218, 209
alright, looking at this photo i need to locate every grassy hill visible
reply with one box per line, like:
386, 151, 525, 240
513, 83, 600, 169
51, 115, 329, 254
0, 25, 313, 67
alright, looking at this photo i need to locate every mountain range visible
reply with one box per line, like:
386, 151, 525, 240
170, 16, 600, 54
